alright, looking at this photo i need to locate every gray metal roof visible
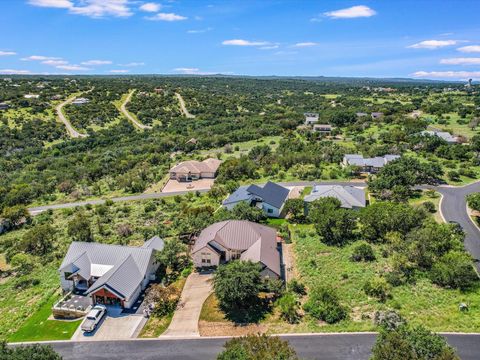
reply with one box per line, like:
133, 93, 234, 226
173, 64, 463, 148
142, 236, 165, 251
344, 154, 400, 168
246, 181, 290, 209
304, 185, 366, 209
421, 130, 457, 143
192, 220, 281, 276
60, 241, 159, 300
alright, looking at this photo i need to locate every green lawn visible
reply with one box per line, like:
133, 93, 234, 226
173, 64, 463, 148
8, 294, 81, 342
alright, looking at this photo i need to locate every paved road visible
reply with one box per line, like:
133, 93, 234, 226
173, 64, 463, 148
162, 273, 213, 337
28, 181, 363, 215
56, 95, 88, 138
175, 92, 195, 118
120, 90, 152, 130
435, 182, 480, 271
38, 333, 480, 360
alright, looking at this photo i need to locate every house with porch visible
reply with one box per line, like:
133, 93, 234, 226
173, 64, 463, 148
191, 220, 282, 278
58, 236, 164, 309
169, 158, 222, 182
222, 181, 290, 218
304, 112, 319, 125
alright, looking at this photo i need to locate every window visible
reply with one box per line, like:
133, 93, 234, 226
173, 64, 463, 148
64, 272, 72, 279
267, 208, 273, 214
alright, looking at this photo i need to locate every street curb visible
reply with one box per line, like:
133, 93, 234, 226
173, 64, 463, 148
438, 193, 446, 223
9, 332, 480, 345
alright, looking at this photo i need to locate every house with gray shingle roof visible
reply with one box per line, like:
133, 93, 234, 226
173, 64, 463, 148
191, 220, 281, 278
59, 236, 164, 309
343, 154, 400, 173
304, 185, 366, 211
222, 181, 290, 218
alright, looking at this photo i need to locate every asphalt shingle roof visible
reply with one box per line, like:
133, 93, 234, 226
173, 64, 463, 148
304, 185, 366, 209
246, 181, 290, 209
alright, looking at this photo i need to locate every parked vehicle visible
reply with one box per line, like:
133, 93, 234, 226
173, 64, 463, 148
81, 305, 107, 332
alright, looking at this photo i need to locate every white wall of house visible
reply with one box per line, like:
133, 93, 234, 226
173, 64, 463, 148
59, 270, 74, 292
143, 254, 159, 289
124, 284, 142, 309
192, 246, 220, 268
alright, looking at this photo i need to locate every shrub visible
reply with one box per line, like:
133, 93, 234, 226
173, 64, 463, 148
364, 277, 391, 302
430, 251, 478, 290
350, 242, 376, 262
288, 279, 306, 296
447, 170, 460, 182
144, 283, 181, 317
422, 201, 436, 213
276, 292, 300, 324
218, 334, 299, 360
303, 286, 347, 324
374, 310, 405, 331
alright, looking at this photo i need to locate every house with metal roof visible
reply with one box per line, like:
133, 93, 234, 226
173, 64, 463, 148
304, 185, 366, 211
59, 236, 164, 309
191, 220, 282, 278
343, 154, 400, 173
421, 130, 459, 144
169, 158, 222, 182
222, 181, 290, 218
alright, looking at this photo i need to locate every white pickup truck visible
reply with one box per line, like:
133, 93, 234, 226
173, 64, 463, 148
81, 305, 107, 332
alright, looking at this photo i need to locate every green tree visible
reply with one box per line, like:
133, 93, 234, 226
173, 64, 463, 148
155, 239, 189, 276
276, 292, 300, 323
213, 261, 262, 310
283, 199, 305, 223
218, 334, 299, 360
10, 253, 35, 275
371, 325, 459, 360
67, 211, 93, 242
0, 342, 62, 360
467, 193, 480, 211
20, 224, 55, 256
2, 205, 30, 228
351, 242, 376, 262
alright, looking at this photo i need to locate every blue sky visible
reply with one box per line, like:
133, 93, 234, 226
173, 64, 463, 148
1, 0, 480, 80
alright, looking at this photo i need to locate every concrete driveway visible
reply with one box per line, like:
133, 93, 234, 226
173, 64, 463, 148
162, 179, 215, 193
161, 272, 213, 338
71, 306, 145, 341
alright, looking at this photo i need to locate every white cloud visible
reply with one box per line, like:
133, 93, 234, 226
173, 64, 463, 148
21, 55, 61, 61
440, 57, 480, 65
412, 70, 480, 79
29, 0, 133, 18
81, 59, 112, 65
408, 40, 458, 49
28, 0, 73, 8
42, 59, 68, 66
293, 42, 318, 48
139, 2, 161, 12
0, 69, 32, 74
56, 64, 90, 71
119, 62, 145, 67
0, 51, 16, 56
222, 39, 270, 46
324, 5, 376, 19
109, 69, 129, 73
174, 67, 200, 74
187, 27, 213, 34
259, 45, 279, 50
146, 12, 187, 21
457, 45, 480, 53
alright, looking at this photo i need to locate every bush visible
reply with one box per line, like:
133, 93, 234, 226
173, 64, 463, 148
374, 310, 405, 331
218, 334, 299, 360
144, 283, 181, 317
288, 279, 306, 296
0, 342, 62, 359
350, 242, 376, 262
422, 201, 436, 213
303, 286, 347, 324
276, 292, 300, 324
447, 170, 460, 182
363, 277, 391, 302
430, 251, 478, 290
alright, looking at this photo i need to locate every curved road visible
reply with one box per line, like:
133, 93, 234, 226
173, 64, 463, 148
56, 95, 88, 138
435, 182, 480, 271
29, 333, 480, 360
175, 92, 195, 118
120, 90, 152, 130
